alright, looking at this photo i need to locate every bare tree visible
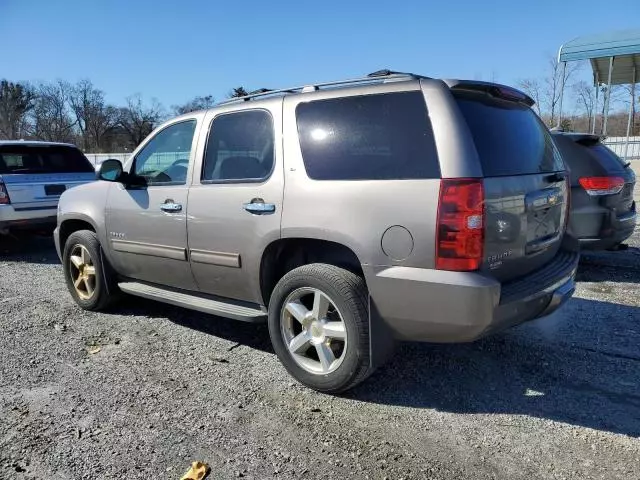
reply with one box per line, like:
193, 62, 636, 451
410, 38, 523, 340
30, 81, 76, 142
172, 95, 215, 116
0, 80, 35, 139
519, 56, 580, 126
573, 81, 596, 132
68, 79, 119, 152
519, 79, 542, 116
544, 57, 581, 126
118, 94, 164, 148
620, 83, 638, 135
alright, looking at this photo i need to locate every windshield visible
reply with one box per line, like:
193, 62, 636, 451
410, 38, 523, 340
0, 145, 94, 174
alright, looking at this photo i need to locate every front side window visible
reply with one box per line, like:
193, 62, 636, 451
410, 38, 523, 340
202, 110, 274, 182
133, 120, 197, 185
295, 92, 440, 181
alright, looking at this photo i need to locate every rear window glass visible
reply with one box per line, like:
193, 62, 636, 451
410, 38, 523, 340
0, 145, 94, 174
295, 92, 440, 180
455, 92, 563, 176
584, 144, 627, 171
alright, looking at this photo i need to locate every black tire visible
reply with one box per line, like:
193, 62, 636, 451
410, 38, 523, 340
62, 230, 118, 311
268, 263, 373, 393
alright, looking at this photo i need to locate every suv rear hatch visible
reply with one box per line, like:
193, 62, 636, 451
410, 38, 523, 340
452, 85, 569, 282
0, 144, 96, 210
558, 134, 635, 214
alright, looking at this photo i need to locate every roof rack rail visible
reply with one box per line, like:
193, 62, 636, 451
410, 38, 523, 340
217, 69, 427, 105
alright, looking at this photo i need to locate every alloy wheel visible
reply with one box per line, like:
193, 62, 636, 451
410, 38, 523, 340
68, 244, 96, 300
280, 287, 348, 375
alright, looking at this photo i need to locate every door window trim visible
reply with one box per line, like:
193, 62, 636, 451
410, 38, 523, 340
200, 108, 275, 185
130, 118, 198, 187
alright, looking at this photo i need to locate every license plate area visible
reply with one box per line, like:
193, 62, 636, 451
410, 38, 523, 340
44, 184, 66, 196
525, 188, 562, 253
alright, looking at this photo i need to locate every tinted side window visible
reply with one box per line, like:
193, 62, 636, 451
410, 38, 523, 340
133, 120, 196, 186
455, 92, 564, 176
295, 92, 440, 180
0, 145, 94, 174
202, 110, 274, 182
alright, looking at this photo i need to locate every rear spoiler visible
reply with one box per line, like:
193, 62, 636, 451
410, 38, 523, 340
443, 79, 535, 107
550, 131, 603, 146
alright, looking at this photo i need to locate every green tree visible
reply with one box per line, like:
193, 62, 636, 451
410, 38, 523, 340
228, 87, 248, 98
0, 80, 35, 139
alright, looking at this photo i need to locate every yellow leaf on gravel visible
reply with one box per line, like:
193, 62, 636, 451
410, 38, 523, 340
87, 346, 101, 354
180, 461, 210, 480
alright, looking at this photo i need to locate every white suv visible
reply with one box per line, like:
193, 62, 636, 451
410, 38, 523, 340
0, 141, 96, 235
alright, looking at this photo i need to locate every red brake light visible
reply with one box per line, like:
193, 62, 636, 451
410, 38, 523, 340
0, 182, 10, 205
578, 176, 624, 196
492, 86, 527, 102
436, 178, 484, 271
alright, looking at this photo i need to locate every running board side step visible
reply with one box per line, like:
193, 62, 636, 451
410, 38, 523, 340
118, 281, 267, 323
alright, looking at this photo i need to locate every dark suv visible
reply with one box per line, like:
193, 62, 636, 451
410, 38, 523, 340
55, 71, 578, 392
552, 132, 636, 250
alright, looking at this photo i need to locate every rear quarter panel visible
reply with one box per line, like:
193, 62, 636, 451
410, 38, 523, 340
281, 82, 441, 272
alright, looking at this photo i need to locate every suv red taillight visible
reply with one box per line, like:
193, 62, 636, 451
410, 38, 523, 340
436, 178, 484, 271
578, 176, 624, 196
0, 182, 10, 205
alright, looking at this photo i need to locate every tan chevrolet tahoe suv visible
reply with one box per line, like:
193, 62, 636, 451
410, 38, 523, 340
54, 70, 579, 392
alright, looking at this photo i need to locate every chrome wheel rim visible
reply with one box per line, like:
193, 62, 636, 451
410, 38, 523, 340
280, 287, 347, 375
69, 245, 96, 300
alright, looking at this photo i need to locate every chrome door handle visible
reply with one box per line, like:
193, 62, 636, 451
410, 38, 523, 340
243, 199, 276, 215
160, 202, 182, 213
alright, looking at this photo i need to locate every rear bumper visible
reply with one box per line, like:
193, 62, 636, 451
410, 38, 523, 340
571, 201, 636, 250
366, 250, 579, 343
0, 205, 57, 234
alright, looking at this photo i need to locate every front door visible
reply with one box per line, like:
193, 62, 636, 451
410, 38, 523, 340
187, 103, 283, 304
105, 118, 200, 290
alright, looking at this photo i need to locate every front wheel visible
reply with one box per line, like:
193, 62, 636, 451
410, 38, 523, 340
62, 230, 118, 311
268, 264, 373, 393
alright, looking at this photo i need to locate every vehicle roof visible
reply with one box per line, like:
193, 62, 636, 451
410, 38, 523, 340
157, 70, 535, 135
198, 70, 534, 113
0, 140, 78, 148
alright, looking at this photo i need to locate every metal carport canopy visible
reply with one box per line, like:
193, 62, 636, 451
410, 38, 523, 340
558, 28, 640, 85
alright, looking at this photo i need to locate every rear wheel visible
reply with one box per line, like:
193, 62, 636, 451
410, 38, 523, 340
62, 230, 118, 311
268, 264, 373, 393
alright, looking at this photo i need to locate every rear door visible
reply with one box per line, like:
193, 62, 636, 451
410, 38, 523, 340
0, 144, 95, 210
453, 90, 569, 282
186, 103, 283, 304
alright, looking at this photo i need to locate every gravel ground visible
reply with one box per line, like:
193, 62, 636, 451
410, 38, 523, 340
1, 225, 640, 480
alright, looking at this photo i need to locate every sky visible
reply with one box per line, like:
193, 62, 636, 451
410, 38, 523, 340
1, 0, 637, 109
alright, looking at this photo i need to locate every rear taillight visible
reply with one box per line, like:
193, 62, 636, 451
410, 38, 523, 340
436, 178, 484, 271
578, 176, 624, 196
0, 182, 10, 205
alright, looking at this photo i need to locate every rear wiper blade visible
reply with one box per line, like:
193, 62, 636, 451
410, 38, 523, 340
623, 161, 631, 169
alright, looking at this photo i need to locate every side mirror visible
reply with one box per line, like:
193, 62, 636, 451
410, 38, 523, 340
98, 159, 124, 182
